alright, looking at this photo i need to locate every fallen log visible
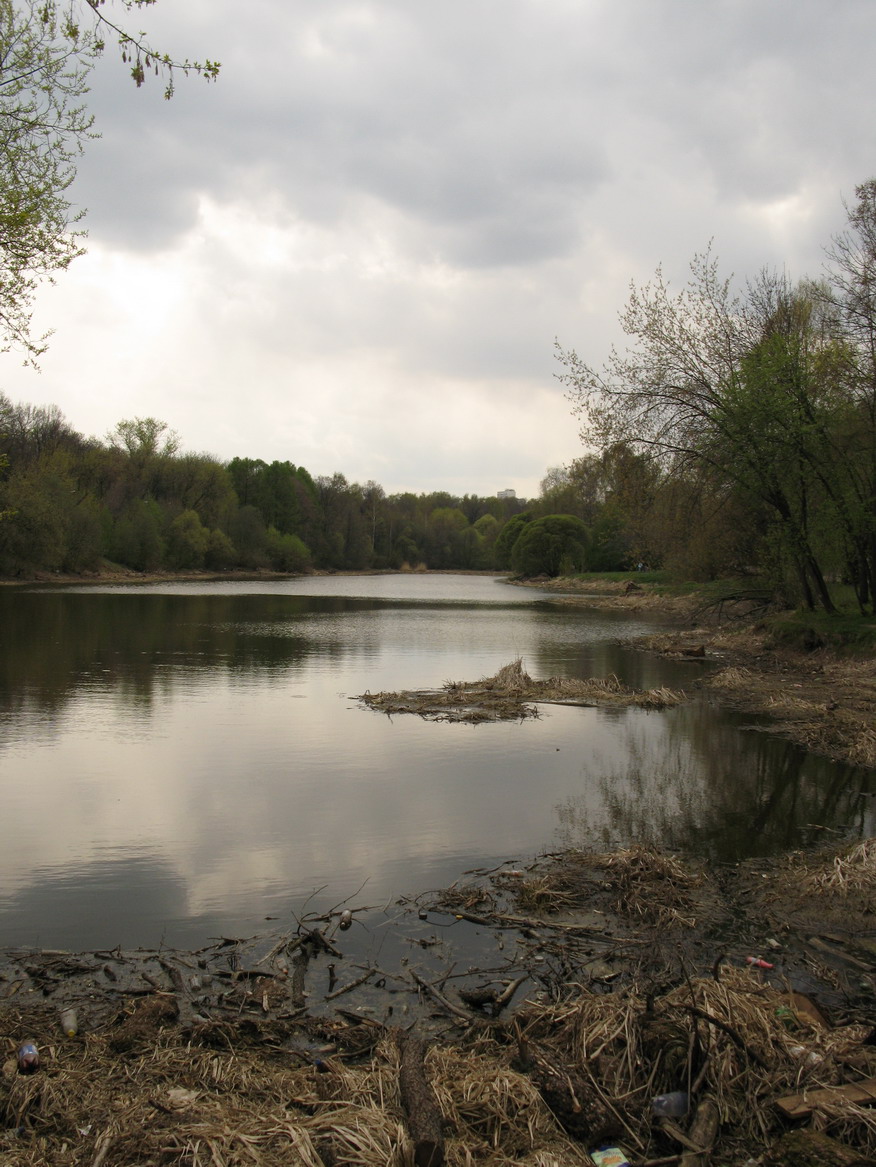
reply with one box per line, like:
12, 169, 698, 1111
290, 952, 307, 1008
396, 1031, 445, 1167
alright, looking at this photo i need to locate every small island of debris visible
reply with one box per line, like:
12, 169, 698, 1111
357, 657, 684, 722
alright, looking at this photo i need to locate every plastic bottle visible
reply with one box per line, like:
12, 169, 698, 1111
651, 1090, 690, 1117
60, 1007, 78, 1037
17, 1042, 40, 1074
338, 909, 353, 931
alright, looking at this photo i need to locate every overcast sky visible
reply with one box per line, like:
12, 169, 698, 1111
2, 0, 874, 498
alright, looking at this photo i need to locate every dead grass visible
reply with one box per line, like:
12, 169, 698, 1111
0, 1018, 598, 1166
800, 838, 876, 897
6, 973, 873, 1167
504, 846, 701, 926
517, 962, 876, 1162
597, 844, 702, 928
6, 842, 876, 1164
359, 658, 685, 723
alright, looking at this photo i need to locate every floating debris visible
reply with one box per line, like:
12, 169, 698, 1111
358, 657, 685, 722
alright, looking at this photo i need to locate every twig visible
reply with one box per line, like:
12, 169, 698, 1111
325, 968, 376, 1000
494, 974, 528, 1010
409, 968, 474, 1024
91, 1132, 113, 1167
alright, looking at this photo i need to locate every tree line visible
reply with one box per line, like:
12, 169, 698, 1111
0, 407, 545, 576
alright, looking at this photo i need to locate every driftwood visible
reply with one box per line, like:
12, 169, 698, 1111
678, 1096, 720, 1167
458, 974, 528, 1015
775, 1076, 876, 1120
409, 967, 474, 1024
290, 952, 308, 1008
324, 967, 375, 1000
396, 1031, 445, 1167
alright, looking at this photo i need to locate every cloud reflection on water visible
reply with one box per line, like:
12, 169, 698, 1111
0, 579, 872, 951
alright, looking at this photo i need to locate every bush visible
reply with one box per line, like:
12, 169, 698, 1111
495, 511, 532, 569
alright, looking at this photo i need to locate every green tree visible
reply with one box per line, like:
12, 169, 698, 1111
109, 498, 164, 570
108, 416, 180, 463
0, 0, 94, 360
166, 508, 208, 569
203, 527, 235, 570
425, 506, 468, 568
823, 179, 876, 608
511, 514, 589, 577
494, 511, 532, 568
229, 505, 268, 569
473, 513, 499, 566
0, 454, 70, 571
265, 527, 312, 573
557, 251, 857, 610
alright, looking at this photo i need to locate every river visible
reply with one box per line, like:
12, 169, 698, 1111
0, 573, 872, 952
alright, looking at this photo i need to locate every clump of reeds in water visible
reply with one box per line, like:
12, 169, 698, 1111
599, 844, 701, 927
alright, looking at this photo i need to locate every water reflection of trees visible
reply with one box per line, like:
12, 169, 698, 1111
555, 704, 875, 861
0, 591, 377, 717
531, 630, 714, 694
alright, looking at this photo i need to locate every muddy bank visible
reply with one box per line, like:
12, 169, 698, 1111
4, 843, 876, 1165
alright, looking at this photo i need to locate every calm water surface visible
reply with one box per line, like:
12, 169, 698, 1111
0, 574, 873, 951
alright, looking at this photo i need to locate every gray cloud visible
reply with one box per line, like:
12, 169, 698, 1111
4, 0, 875, 496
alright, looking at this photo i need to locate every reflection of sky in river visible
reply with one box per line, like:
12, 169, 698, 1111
1, 575, 873, 950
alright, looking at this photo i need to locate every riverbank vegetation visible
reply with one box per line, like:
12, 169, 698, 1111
3, 183, 876, 636
557, 179, 876, 619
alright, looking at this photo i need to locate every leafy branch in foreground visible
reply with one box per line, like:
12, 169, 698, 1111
83, 0, 221, 97
0, 0, 219, 362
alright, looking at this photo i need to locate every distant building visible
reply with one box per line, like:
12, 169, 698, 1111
497, 488, 516, 499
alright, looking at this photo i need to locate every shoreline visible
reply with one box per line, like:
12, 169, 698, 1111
3, 841, 876, 1165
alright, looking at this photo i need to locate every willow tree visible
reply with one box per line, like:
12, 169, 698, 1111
556, 250, 856, 610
